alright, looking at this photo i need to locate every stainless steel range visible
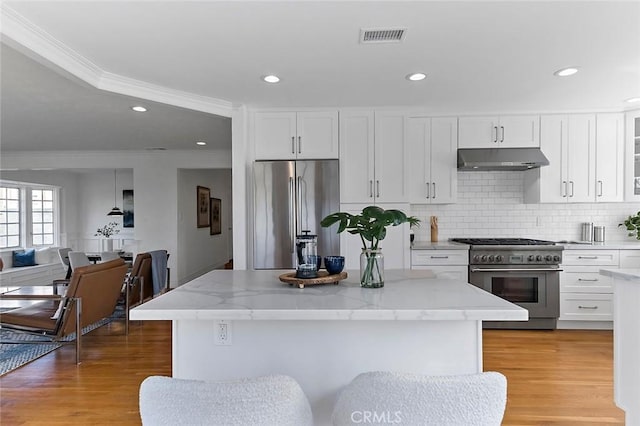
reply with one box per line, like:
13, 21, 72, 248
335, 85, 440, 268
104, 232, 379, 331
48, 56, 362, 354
451, 238, 563, 330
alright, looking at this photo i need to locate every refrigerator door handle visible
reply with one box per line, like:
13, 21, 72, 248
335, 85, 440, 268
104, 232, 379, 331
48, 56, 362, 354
289, 177, 295, 253
297, 176, 303, 233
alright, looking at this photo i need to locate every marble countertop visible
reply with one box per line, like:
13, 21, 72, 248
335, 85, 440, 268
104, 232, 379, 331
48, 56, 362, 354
600, 268, 640, 281
130, 269, 527, 322
559, 241, 640, 250
411, 242, 469, 250
412, 240, 640, 250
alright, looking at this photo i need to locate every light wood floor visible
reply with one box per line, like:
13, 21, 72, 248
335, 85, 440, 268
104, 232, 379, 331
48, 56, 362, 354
1, 321, 625, 425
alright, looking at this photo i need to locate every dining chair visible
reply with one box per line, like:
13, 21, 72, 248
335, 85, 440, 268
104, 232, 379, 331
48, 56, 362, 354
332, 371, 507, 426
100, 251, 120, 262
68, 251, 91, 270
57, 248, 73, 279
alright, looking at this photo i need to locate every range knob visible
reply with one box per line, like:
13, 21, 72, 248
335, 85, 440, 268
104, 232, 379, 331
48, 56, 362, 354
527, 255, 535, 262
553, 255, 561, 262
481, 255, 488, 262
496, 255, 504, 263
472, 255, 480, 263
536, 255, 543, 261
545, 255, 553, 262
488, 255, 495, 262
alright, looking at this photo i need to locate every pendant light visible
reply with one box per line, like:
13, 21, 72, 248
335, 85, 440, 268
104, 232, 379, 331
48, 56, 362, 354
107, 169, 124, 216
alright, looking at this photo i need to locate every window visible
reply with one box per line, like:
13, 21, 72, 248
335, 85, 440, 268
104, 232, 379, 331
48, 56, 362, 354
0, 182, 59, 249
31, 189, 55, 245
0, 187, 21, 248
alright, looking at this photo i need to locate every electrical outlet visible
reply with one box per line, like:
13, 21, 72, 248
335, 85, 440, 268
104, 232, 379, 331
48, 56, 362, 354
214, 320, 232, 345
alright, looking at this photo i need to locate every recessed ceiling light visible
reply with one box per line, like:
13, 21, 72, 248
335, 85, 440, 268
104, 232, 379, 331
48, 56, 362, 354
131, 106, 148, 112
406, 72, 427, 81
553, 67, 579, 77
196, 141, 207, 146
625, 97, 640, 103
262, 75, 280, 83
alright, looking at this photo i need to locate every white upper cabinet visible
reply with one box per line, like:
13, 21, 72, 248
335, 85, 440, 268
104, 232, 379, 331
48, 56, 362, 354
374, 112, 407, 203
595, 113, 624, 202
566, 114, 596, 202
458, 115, 540, 148
524, 114, 623, 204
407, 116, 457, 204
339, 110, 407, 204
254, 111, 338, 160
339, 111, 375, 203
624, 109, 640, 202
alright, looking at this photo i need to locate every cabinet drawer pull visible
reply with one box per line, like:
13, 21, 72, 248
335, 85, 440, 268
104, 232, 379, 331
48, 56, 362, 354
578, 278, 599, 282
493, 126, 498, 143
577, 256, 598, 259
426, 182, 430, 199
376, 180, 380, 198
562, 181, 567, 198
291, 136, 295, 154
369, 180, 373, 198
578, 305, 598, 310
430, 256, 449, 259
298, 136, 302, 154
569, 181, 574, 197
432, 182, 436, 199
500, 126, 505, 143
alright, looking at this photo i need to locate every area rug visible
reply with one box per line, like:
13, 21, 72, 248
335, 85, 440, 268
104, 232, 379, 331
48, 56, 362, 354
0, 307, 124, 376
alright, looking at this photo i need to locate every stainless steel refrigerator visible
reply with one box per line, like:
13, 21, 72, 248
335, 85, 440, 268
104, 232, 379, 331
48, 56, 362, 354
254, 159, 340, 269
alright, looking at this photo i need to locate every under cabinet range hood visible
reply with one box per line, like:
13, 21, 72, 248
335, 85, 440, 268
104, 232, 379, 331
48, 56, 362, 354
457, 148, 549, 171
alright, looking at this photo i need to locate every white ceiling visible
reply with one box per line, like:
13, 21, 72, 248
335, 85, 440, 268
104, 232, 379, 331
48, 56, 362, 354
0, 44, 232, 151
1, 1, 639, 152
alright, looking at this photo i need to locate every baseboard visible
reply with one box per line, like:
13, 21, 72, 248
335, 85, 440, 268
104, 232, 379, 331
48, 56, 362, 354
556, 320, 613, 330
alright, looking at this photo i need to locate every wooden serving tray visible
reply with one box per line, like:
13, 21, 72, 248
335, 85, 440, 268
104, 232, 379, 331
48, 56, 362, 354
279, 271, 348, 289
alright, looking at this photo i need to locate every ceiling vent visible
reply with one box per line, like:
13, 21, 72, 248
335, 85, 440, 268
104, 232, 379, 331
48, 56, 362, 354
360, 28, 407, 44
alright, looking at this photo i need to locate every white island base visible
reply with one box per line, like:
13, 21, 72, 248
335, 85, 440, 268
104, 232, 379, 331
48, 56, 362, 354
132, 270, 527, 425
600, 268, 640, 426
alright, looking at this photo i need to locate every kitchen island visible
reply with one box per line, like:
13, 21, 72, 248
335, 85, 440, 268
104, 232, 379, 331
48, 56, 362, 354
131, 269, 527, 424
599, 268, 640, 426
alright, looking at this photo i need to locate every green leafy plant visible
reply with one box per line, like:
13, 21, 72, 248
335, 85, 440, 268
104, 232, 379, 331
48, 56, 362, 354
95, 222, 120, 238
321, 206, 420, 286
321, 206, 420, 251
619, 212, 640, 240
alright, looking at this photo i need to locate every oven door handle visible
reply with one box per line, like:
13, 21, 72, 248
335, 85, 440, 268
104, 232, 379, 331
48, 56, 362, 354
470, 267, 563, 273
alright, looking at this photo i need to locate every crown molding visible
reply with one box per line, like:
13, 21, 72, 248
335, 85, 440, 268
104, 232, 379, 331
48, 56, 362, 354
0, 4, 234, 117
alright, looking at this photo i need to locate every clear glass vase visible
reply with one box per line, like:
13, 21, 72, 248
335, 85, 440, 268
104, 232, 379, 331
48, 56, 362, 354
360, 249, 384, 288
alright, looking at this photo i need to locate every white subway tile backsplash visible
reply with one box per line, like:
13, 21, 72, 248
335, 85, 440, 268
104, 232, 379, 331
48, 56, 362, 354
411, 171, 640, 243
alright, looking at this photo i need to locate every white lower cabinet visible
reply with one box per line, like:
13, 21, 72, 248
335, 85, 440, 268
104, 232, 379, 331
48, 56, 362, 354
560, 293, 613, 321
559, 249, 638, 328
411, 249, 468, 281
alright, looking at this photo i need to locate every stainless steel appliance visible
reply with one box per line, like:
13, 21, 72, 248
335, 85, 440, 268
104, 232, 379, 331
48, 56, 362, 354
451, 238, 563, 329
254, 160, 339, 269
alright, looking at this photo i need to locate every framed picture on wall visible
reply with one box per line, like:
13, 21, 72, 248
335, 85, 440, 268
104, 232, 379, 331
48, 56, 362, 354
122, 189, 134, 228
210, 198, 221, 235
197, 186, 210, 228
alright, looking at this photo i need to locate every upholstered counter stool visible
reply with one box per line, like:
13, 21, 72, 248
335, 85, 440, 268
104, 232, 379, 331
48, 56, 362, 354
139, 374, 313, 426
332, 371, 507, 426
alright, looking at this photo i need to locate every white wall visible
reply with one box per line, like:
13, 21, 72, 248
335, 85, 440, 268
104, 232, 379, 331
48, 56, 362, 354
77, 169, 134, 251
411, 171, 640, 243
1, 150, 232, 283
177, 169, 232, 283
